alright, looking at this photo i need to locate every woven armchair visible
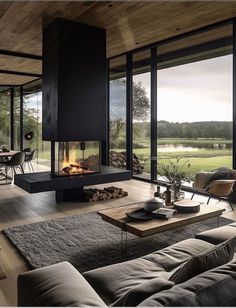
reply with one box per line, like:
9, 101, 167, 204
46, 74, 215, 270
192, 171, 236, 211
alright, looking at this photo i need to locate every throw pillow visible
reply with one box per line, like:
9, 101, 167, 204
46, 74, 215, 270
169, 236, 236, 284
204, 167, 235, 188
111, 278, 174, 307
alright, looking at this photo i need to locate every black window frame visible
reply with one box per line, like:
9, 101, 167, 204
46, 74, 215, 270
108, 17, 235, 193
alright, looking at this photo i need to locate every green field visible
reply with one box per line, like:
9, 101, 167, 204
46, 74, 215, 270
111, 138, 232, 178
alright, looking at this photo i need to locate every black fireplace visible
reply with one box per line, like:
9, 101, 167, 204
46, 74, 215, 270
53, 141, 101, 177
13, 18, 131, 202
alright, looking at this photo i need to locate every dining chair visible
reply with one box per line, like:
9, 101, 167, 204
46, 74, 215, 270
3, 151, 25, 183
24, 149, 36, 172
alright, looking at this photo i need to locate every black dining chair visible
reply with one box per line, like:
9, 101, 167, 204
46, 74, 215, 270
3, 151, 25, 183
24, 149, 36, 172
23, 147, 31, 153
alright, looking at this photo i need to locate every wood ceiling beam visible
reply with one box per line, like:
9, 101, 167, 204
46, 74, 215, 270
0, 49, 42, 60
0, 69, 41, 78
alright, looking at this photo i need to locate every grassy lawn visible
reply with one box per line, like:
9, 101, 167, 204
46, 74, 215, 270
112, 137, 233, 178
140, 155, 232, 177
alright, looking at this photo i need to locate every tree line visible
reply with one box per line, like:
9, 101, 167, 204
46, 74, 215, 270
157, 121, 232, 139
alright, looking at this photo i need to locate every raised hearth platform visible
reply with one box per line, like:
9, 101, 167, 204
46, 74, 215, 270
15, 166, 131, 202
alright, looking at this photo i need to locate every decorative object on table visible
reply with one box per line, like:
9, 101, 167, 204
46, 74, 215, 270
127, 208, 157, 220
143, 197, 164, 213
154, 185, 161, 197
174, 199, 201, 213
127, 201, 172, 221
163, 184, 171, 206
157, 158, 191, 201
179, 191, 185, 200
154, 208, 176, 219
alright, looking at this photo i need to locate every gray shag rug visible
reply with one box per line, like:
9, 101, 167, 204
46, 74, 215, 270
3, 212, 233, 273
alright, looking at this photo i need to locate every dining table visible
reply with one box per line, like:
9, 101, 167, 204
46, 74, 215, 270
0, 150, 19, 158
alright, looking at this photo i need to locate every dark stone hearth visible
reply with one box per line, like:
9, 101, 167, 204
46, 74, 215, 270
14, 166, 131, 201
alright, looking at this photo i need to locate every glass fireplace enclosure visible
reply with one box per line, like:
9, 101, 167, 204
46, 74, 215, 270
53, 141, 101, 176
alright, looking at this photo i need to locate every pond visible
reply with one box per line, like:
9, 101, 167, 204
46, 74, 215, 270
158, 143, 231, 152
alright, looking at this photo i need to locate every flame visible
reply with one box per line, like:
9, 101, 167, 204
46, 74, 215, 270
62, 146, 77, 169
60, 145, 94, 175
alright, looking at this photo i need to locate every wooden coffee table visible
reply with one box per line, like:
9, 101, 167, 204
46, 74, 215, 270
98, 202, 225, 250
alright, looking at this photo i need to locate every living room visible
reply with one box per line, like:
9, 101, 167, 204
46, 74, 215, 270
2, 1, 236, 306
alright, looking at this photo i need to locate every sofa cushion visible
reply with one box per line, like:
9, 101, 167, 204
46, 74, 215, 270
138, 258, 236, 306
169, 237, 236, 284
196, 223, 236, 244
142, 238, 213, 271
83, 238, 213, 305
111, 278, 174, 307
18, 262, 106, 307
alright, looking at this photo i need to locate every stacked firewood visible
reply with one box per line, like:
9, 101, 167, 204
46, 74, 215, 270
83, 186, 128, 202
109, 151, 144, 174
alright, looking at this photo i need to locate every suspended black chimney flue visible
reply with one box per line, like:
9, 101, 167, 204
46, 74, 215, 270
42, 18, 106, 176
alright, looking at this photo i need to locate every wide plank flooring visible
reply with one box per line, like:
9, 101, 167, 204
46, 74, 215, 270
0, 178, 235, 306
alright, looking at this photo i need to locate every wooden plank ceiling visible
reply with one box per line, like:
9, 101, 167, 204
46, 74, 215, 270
1, 1, 236, 85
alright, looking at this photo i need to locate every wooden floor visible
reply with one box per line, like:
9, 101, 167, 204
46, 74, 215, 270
0, 178, 235, 306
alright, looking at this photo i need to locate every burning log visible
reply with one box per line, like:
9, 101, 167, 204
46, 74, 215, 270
70, 164, 88, 170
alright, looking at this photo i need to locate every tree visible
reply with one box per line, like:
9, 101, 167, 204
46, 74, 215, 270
0, 88, 39, 149
133, 81, 150, 121
110, 79, 150, 145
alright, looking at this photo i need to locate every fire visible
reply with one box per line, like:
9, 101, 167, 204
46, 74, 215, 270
60, 146, 94, 175
61, 146, 77, 169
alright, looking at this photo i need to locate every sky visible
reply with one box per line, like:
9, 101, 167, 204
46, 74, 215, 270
28, 55, 232, 124
133, 54, 232, 123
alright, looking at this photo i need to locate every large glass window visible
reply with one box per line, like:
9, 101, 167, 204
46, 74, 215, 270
23, 80, 50, 171
108, 23, 234, 185
109, 56, 127, 169
0, 87, 11, 149
133, 50, 151, 178
157, 25, 233, 182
